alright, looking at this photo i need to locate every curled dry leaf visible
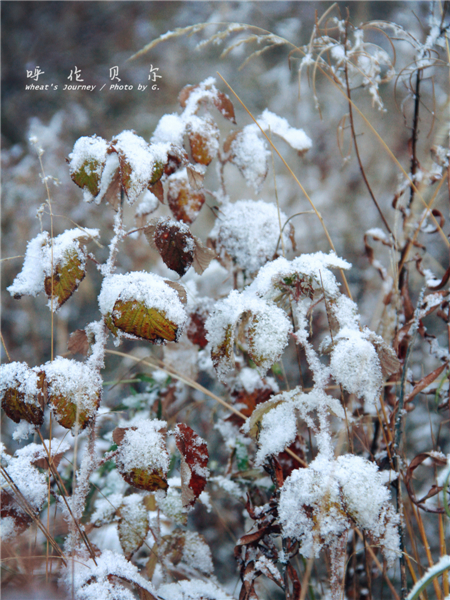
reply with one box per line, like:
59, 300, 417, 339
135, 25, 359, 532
175, 423, 209, 508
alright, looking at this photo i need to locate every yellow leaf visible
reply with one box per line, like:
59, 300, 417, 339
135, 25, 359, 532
112, 299, 179, 343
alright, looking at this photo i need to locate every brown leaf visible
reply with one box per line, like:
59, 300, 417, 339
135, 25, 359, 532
192, 237, 215, 275
213, 91, 236, 123
167, 171, 205, 224
48, 391, 99, 431
223, 130, 241, 154
188, 118, 220, 165
179, 84, 199, 108
163, 146, 189, 177
148, 179, 164, 204
113, 427, 129, 445
186, 306, 210, 349
0, 490, 33, 536
44, 248, 86, 310
175, 423, 209, 508
68, 329, 90, 356
406, 363, 447, 403
186, 165, 205, 190
103, 167, 122, 210
0, 366, 45, 426
151, 218, 195, 276
164, 280, 187, 305
32, 451, 65, 470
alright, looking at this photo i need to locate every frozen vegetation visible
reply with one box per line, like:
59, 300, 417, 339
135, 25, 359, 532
1, 3, 450, 600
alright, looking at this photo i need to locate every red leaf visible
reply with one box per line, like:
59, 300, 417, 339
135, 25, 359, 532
174, 423, 209, 508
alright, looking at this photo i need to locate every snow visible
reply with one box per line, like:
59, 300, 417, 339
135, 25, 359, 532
111, 130, 169, 205
7, 228, 99, 309
257, 109, 312, 152
151, 112, 185, 146
116, 419, 169, 474
209, 199, 291, 274
43, 356, 102, 425
255, 400, 297, 466
90, 493, 124, 527
135, 189, 160, 218
0, 361, 42, 409
406, 555, 450, 600
98, 271, 187, 336
7, 232, 49, 298
206, 289, 292, 381
61, 549, 157, 600
158, 579, 233, 600
329, 327, 383, 407
279, 453, 400, 564
229, 127, 270, 192
180, 531, 214, 575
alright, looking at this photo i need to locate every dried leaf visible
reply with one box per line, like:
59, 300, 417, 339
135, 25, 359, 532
213, 91, 236, 123
118, 495, 150, 559
167, 170, 205, 224
0, 367, 45, 426
150, 218, 196, 277
148, 179, 164, 204
67, 329, 90, 356
186, 165, 205, 190
186, 307, 210, 349
163, 146, 189, 177
103, 167, 122, 210
44, 248, 86, 310
247, 398, 286, 439
188, 117, 220, 165
47, 391, 99, 431
112, 299, 180, 343
192, 237, 215, 275
406, 363, 447, 403
223, 130, 241, 154
164, 280, 187, 305
0, 490, 33, 536
178, 84, 199, 108
175, 423, 209, 508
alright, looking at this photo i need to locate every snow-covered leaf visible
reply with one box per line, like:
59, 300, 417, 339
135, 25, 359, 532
187, 115, 220, 165
208, 200, 291, 275
114, 420, 169, 492
8, 228, 99, 311
117, 493, 150, 559
43, 357, 101, 431
68, 135, 108, 202
0, 362, 45, 426
99, 272, 187, 343
167, 168, 206, 224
